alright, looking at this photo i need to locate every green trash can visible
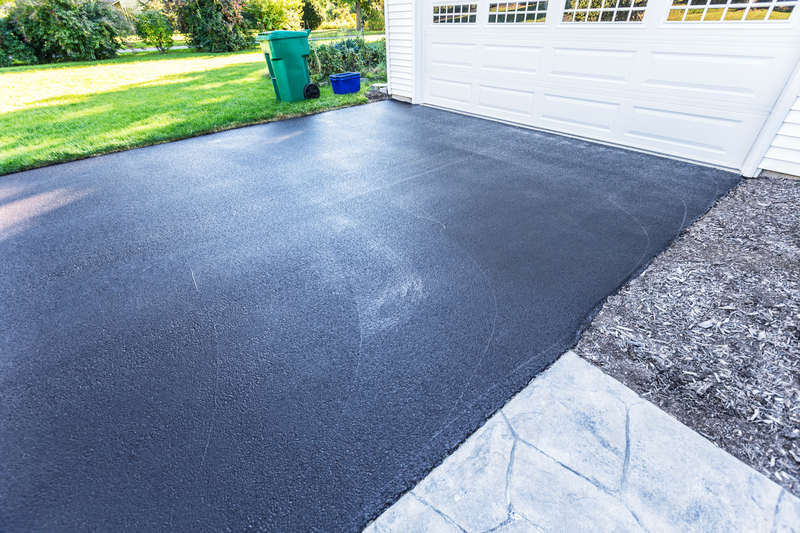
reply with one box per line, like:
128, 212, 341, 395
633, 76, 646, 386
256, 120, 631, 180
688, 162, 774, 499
256, 30, 320, 102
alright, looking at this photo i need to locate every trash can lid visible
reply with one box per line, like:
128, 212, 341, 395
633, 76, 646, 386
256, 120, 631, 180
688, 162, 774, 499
256, 30, 312, 41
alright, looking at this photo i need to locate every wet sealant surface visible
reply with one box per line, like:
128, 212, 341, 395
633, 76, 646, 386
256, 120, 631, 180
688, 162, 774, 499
0, 101, 740, 532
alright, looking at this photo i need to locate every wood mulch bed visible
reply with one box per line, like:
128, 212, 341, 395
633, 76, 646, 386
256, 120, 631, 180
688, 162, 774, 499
574, 172, 800, 497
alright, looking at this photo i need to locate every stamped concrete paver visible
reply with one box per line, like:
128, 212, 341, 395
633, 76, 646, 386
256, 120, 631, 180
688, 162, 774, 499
365, 352, 800, 533
412, 416, 514, 532
502, 353, 636, 493
507, 440, 644, 532
367, 493, 463, 533
622, 401, 784, 533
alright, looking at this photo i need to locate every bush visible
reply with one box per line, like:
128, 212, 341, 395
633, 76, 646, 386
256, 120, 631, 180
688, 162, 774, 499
361, 0, 383, 30
0, 17, 37, 67
320, 3, 354, 29
244, 0, 302, 31
301, 0, 323, 30
134, 9, 173, 53
4, 0, 131, 64
171, 0, 253, 52
308, 36, 385, 84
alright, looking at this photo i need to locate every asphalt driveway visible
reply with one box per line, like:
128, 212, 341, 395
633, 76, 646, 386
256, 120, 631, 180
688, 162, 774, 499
0, 101, 740, 532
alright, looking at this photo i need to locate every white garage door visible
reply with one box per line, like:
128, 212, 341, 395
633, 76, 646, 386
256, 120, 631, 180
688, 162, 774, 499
421, 0, 800, 170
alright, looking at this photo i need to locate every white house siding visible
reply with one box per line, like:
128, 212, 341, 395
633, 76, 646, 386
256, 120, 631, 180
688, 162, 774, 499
760, 95, 800, 176
385, 0, 415, 100
410, 0, 800, 172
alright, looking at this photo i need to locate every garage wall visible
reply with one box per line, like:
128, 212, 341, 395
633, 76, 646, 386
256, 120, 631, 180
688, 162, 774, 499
759, 95, 800, 176
385, 0, 415, 100
409, 0, 800, 172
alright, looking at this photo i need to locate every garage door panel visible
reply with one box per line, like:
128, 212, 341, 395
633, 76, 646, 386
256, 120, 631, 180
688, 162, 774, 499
541, 95, 620, 133
429, 78, 474, 105
482, 45, 543, 74
430, 42, 477, 68
477, 86, 536, 117
624, 107, 740, 154
641, 52, 776, 99
549, 48, 637, 84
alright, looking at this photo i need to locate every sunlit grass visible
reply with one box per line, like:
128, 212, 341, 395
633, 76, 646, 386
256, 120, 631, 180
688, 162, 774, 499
0, 49, 369, 175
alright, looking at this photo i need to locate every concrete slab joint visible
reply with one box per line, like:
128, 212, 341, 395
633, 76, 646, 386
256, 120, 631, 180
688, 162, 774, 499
365, 352, 800, 533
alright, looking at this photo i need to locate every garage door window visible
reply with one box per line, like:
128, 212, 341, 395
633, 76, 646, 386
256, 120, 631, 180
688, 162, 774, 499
666, 0, 796, 21
433, 4, 478, 23
488, 2, 549, 23
562, 0, 647, 22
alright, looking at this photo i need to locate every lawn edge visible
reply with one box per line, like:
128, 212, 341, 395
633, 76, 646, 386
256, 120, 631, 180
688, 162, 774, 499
0, 97, 370, 177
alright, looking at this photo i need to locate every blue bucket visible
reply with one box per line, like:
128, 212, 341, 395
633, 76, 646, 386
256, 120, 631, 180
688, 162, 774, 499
330, 72, 361, 94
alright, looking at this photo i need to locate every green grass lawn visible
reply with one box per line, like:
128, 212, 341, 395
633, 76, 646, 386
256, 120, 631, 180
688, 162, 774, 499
1, 49, 371, 175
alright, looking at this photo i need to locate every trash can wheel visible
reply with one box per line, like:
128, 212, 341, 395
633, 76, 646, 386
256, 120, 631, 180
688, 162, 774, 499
304, 83, 320, 99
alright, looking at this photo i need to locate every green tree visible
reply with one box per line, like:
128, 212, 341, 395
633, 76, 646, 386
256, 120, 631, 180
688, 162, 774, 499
362, 0, 383, 30
0, 17, 37, 66
301, 0, 324, 30
6, 0, 131, 64
245, 0, 302, 31
134, 9, 174, 52
171, 0, 252, 52
338, 0, 382, 30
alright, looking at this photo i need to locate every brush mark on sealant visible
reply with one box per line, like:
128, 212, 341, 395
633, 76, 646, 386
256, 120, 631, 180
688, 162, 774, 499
314, 159, 464, 208
453, 252, 498, 408
394, 204, 447, 232
641, 174, 691, 236
337, 233, 424, 418
340, 306, 365, 417
176, 324, 220, 522
606, 195, 652, 281
354, 239, 425, 338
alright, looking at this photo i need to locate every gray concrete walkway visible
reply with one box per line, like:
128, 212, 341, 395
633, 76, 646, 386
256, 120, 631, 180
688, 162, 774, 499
365, 352, 800, 533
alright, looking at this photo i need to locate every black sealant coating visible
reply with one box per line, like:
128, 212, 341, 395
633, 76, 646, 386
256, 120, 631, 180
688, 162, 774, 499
0, 101, 740, 532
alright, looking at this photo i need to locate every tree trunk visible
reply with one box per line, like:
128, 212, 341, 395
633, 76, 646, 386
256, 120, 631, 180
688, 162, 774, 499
356, 0, 362, 31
